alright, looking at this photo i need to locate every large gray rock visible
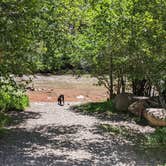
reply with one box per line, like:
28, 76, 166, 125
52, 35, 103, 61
144, 108, 166, 126
128, 101, 146, 117
113, 93, 134, 111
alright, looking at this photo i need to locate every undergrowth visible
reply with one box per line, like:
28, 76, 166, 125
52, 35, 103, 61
0, 113, 12, 127
146, 127, 166, 146
0, 77, 29, 112
73, 100, 115, 113
0, 112, 11, 136
0, 77, 29, 136
74, 100, 166, 146
100, 124, 166, 146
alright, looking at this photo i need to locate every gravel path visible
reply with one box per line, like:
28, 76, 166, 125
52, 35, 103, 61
0, 102, 165, 166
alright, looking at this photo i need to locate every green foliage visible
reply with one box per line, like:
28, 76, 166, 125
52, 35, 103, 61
73, 100, 115, 113
0, 0, 44, 75
146, 127, 166, 146
68, 0, 166, 96
0, 128, 9, 136
101, 124, 166, 146
0, 112, 11, 137
0, 112, 12, 127
0, 78, 29, 111
101, 124, 125, 135
99, 123, 146, 145
0, 0, 165, 99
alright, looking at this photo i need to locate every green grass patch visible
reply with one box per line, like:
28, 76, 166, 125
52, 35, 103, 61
0, 112, 12, 127
100, 124, 166, 146
146, 127, 166, 146
0, 112, 12, 137
0, 78, 29, 112
100, 124, 132, 137
0, 128, 10, 136
73, 100, 115, 114
100, 124, 148, 145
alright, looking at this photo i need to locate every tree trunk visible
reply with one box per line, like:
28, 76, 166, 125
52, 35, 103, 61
109, 53, 113, 99
117, 74, 121, 95
132, 79, 147, 96
121, 75, 125, 93
144, 80, 152, 97
159, 95, 166, 109
158, 87, 166, 109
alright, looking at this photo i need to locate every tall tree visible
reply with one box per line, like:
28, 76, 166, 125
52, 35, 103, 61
0, 0, 45, 75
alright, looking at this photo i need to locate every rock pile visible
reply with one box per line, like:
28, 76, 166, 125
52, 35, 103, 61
144, 108, 166, 126
113, 93, 166, 127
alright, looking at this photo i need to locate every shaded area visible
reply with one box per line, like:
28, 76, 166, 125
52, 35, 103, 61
0, 124, 166, 166
71, 102, 150, 126
72, 102, 134, 123
0, 102, 166, 165
8, 111, 41, 126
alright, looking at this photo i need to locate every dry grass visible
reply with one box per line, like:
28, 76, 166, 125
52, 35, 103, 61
27, 74, 107, 102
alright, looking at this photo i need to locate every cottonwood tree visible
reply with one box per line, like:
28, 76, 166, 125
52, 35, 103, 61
70, 0, 132, 98
69, 0, 165, 102
0, 0, 45, 76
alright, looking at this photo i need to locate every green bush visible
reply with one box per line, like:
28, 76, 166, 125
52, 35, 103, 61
100, 124, 124, 135
0, 113, 12, 127
0, 112, 11, 136
0, 77, 29, 112
146, 127, 166, 145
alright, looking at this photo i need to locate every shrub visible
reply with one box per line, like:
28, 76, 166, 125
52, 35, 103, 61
0, 77, 29, 112
146, 127, 166, 145
0, 112, 11, 136
0, 112, 12, 127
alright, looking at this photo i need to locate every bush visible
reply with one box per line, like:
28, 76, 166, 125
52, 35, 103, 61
146, 127, 166, 145
0, 77, 29, 112
0, 112, 12, 127
0, 112, 11, 136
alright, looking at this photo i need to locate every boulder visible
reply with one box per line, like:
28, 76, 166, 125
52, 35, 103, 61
144, 108, 166, 126
113, 93, 134, 111
128, 101, 146, 117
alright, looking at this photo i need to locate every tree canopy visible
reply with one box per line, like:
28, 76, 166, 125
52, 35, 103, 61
0, 0, 165, 97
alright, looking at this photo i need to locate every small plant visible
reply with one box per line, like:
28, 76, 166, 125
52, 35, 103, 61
0, 112, 11, 137
0, 77, 29, 112
0, 77, 29, 136
146, 127, 166, 146
100, 124, 124, 135
100, 124, 134, 137
0, 113, 12, 127
0, 128, 9, 136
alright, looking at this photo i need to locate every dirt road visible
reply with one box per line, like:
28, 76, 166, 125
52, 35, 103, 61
0, 102, 165, 166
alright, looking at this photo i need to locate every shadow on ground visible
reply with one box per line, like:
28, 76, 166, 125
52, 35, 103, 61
0, 124, 165, 166
70, 105, 149, 127
8, 111, 41, 126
